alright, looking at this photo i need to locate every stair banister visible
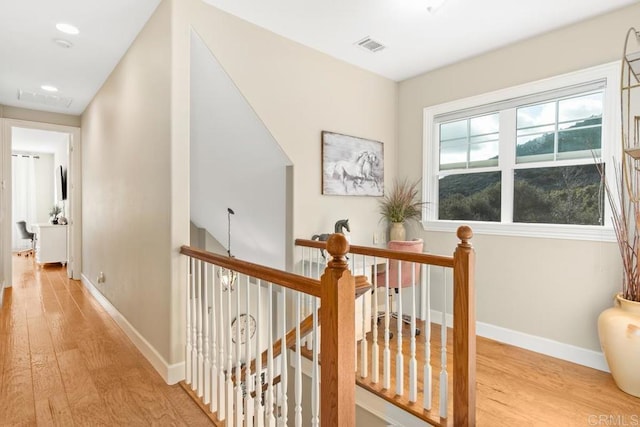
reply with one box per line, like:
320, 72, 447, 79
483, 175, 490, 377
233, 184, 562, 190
321, 233, 356, 427
453, 225, 476, 427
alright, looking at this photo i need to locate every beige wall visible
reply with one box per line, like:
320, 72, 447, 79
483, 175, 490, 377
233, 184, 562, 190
398, 5, 640, 351
80, 0, 396, 367
171, 0, 397, 246
168, 0, 397, 362
81, 0, 172, 360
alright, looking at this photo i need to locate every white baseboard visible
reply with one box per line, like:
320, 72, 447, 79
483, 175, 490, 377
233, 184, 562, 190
81, 274, 185, 384
430, 309, 609, 372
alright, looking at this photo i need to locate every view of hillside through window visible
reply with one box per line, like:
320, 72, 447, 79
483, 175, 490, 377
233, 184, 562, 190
438, 91, 604, 225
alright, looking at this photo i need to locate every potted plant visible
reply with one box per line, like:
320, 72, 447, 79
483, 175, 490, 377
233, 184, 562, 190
49, 205, 62, 224
378, 178, 425, 241
597, 26, 640, 398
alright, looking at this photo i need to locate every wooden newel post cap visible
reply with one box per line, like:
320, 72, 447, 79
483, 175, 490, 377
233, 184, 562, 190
457, 225, 473, 246
327, 233, 349, 267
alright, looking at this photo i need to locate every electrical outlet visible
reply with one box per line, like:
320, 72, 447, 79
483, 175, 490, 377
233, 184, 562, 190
373, 232, 379, 245
97, 272, 105, 283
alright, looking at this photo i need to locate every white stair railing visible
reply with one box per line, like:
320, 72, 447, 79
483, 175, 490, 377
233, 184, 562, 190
181, 234, 359, 426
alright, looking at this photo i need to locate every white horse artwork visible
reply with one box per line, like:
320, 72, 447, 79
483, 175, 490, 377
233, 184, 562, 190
322, 132, 384, 196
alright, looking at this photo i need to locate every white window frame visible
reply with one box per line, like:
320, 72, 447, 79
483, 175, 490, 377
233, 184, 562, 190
422, 62, 620, 241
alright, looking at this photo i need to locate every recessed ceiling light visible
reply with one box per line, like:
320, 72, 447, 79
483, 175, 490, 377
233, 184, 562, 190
41, 85, 58, 92
56, 22, 79, 35
53, 38, 73, 48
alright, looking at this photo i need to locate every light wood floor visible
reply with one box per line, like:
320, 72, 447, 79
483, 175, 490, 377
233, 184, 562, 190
0, 255, 212, 426
357, 317, 640, 426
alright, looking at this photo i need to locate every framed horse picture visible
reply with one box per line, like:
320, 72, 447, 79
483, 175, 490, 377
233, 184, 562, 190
321, 131, 384, 196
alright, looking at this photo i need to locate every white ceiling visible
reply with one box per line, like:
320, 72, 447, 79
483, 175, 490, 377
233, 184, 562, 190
204, 0, 638, 81
0, 0, 637, 116
0, 0, 161, 116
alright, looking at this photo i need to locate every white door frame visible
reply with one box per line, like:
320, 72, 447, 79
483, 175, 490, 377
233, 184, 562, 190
0, 118, 82, 291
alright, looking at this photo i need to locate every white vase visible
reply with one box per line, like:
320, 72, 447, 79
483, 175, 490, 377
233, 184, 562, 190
598, 293, 640, 397
389, 222, 406, 241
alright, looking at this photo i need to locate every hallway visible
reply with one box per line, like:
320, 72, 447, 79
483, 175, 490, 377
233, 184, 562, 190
0, 255, 210, 425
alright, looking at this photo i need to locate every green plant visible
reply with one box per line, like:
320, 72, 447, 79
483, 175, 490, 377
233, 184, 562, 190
379, 178, 425, 223
49, 205, 61, 219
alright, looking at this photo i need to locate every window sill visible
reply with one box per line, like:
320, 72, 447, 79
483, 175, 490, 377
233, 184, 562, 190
422, 220, 616, 242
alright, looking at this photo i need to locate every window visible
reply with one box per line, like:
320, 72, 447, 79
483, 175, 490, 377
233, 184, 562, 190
424, 63, 619, 240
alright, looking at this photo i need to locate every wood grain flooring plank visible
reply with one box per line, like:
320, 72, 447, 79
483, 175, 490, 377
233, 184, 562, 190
165, 383, 214, 426
57, 348, 102, 408
35, 394, 74, 426
0, 366, 36, 425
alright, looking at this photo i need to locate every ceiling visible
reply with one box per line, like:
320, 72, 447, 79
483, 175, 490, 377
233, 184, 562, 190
0, 0, 161, 116
0, 0, 637, 117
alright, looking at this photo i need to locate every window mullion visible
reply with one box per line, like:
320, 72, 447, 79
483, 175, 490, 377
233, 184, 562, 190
500, 109, 516, 223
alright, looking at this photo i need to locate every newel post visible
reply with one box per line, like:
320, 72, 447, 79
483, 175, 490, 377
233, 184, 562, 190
453, 226, 476, 426
320, 233, 355, 427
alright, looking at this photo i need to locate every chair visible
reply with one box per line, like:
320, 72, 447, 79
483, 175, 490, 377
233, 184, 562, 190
375, 239, 424, 335
15, 221, 35, 257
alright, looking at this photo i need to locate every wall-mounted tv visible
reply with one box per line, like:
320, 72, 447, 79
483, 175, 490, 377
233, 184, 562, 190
56, 165, 67, 201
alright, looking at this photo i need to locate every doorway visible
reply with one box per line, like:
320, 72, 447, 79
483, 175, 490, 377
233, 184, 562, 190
0, 119, 81, 295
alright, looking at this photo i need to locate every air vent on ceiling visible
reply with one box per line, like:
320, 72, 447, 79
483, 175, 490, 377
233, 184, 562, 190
355, 37, 386, 53
17, 89, 73, 108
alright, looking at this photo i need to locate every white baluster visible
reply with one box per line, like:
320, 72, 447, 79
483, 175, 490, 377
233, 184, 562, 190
197, 260, 204, 397
266, 282, 276, 427
218, 266, 226, 421
191, 258, 198, 388
186, 257, 193, 386
255, 280, 264, 427
226, 273, 234, 424
311, 298, 319, 427
371, 258, 379, 384
279, 288, 288, 426
383, 259, 391, 390
295, 292, 302, 427
210, 264, 218, 414
245, 276, 254, 427
409, 263, 418, 403
235, 275, 244, 427
360, 255, 367, 378
203, 262, 211, 405
396, 261, 404, 396
439, 269, 449, 419
423, 264, 432, 411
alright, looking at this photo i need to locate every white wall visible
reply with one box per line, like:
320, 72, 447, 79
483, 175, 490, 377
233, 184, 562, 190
34, 153, 54, 223
397, 4, 640, 354
190, 30, 291, 270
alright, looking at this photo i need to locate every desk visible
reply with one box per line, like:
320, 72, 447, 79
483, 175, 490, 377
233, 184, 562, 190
32, 223, 67, 265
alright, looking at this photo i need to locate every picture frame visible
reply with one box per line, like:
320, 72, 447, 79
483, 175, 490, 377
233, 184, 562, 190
321, 131, 384, 196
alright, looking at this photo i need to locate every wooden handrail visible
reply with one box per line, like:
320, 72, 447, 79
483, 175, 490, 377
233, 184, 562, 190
295, 238, 455, 268
180, 245, 322, 297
